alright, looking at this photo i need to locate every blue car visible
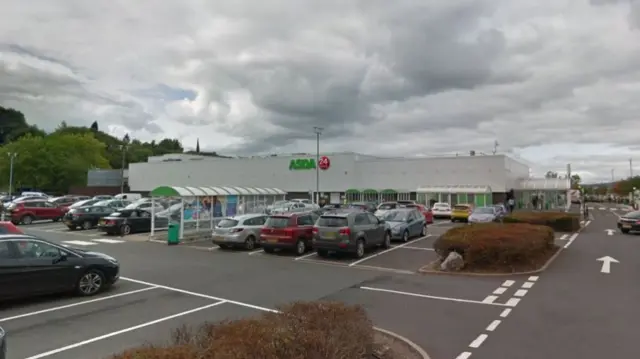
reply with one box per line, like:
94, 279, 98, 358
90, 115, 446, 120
380, 208, 427, 242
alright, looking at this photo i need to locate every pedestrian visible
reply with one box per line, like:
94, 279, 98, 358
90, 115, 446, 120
532, 195, 538, 211
507, 197, 515, 213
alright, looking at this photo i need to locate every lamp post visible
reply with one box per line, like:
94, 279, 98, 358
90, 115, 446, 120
2, 152, 17, 221
313, 127, 323, 205
120, 134, 130, 194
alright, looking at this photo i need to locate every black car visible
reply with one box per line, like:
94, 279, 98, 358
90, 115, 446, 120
617, 210, 640, 234
63, 205, 114, 230
97, 209, 168, 235
0, 234, 119, 300
0, 326, 5, 359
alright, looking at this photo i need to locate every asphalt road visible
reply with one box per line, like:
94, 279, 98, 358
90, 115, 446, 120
2, 210, 620, 359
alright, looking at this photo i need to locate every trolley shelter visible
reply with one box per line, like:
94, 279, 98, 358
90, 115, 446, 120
149, 185, 286, 240
416, 185, 493, 207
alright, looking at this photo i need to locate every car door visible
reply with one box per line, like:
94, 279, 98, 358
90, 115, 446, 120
11, 238, 78, 294
0, 240, 30, 299
27, 200, 45, 219
137, 210, 152, 232
407, 211, 420, 236
367, 213, 385, 241
247, 216, 266, 238
296, 214, 315, 240
354, 213, 375, 245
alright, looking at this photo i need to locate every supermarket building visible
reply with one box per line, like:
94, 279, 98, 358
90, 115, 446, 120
125, 152, 570, 207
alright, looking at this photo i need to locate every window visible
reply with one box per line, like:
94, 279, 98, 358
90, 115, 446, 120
44, 201, 56, 208
297, 215, 314, 226
26, 201, 44, 208
317, 216, 348, 227
265, 217, 290, 228
129, 211, 138, 218
355, 213, 370, 225
367, 213, 380, 224
0, 241, 13, 259
310, 212, 319, 223
13, 240, 62, 258
139, 210, 150, 218
218, 219, 239, 228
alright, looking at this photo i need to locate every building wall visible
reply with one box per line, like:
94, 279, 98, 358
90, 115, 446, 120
87, 169, 127, 187
503, 156, 531, 190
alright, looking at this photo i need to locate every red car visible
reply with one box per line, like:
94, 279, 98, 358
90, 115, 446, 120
259, 211, 319, 256
4, 199, 65, 225
405, 204, 434, 224
0, 221, 23, 234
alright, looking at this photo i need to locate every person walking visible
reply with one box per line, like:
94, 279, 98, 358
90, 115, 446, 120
507, 197, 515, 213
532, 194, 539, 211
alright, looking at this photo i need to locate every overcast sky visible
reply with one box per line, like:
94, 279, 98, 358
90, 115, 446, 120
1, 0, 639, 183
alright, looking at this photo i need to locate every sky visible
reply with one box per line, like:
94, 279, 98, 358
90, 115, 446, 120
1, 0, 640, 183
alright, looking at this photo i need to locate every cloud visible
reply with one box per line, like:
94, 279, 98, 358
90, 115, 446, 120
1, 0, 640, 182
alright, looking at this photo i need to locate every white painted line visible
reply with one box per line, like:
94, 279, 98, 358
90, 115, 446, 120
521, 282, 534, 289
492, 287, 507, 295
93, 238, 126, 244
0, 287, 158, 323
505, 298, 521, 307
599, 207, 606, 210
469, 334, 488, 348
528, 276, 539, 281
563, 233, 579, 249
360, 286, 508, 307
502, 280, 515, 287
559, 234, 568, 240
61, 240, 98, 246
398, 246, 435, 251
580, 220, 585, 225
294, 252, 317, 260
482, 295, 498, 304
24, 301, 227, 359
120, 277, 278, 313
499, 308, 512, 318
24, 225, 66, 230
349, 235, 430, 267
346, 264, 416, 275
514, 289, 528, 297
248, 249, 264, 255
585, 220, 592, 226
455, 352, 472, 359
486, 319, 501, 331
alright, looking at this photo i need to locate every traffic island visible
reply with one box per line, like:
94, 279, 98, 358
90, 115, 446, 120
419, 223, 562, 276
109, 301, 429, 359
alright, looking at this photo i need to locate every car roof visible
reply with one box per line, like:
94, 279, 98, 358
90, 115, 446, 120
270, 211, 313, 217
321, 208, 363, 217
231, 213, 266, 221
390, 207, 414, 212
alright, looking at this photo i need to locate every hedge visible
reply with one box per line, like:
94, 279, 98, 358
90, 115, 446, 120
503, 211, 580, 232
433, 223, 555, 268
111, 301, 374, 359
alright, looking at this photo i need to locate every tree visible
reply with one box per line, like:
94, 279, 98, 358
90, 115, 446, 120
545, 171, 559, 178
90, 121, 99, 131
570, 174, 581, 189
0, 106, 45, 144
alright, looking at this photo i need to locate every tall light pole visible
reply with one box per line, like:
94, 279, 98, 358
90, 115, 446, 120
630, 158, 634, 178
120, 134, 130, 194
313, 127, 323, 205
611, 168, 615, 182
2, 152, 17, 221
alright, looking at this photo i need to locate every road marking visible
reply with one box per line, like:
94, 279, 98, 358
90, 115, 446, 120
580, 220, 585, 225
486, 319, 501, 331
61, 240, 98, 246
482, 295, 498, 304
585, 220, 592, 226
24, 301, 227, 359
563, 233, 579, 249
559, 234, 568, 240
0, 287, 158, 323
349, 235, 430, 267
398, 246, 434, 251
499, 308, 512, 317
120, 277, 277, 313
514, 289, 528, 297
521, 281, 534, 289
248, 249, 263, 255
505, 298, 521, 307
469, 334, 488, 348
492, 287, 507, 295
502, 280, 515, 287
360, 286, 509, 306
455, 353, 472, 359
294, 252, 317, 260
93, 238, 126, 244
528, 276, 539, 281
599, 207, 606, 210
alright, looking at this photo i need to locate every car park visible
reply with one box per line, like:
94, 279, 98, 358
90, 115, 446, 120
431, 202, 452, 218
451, 204, 473, 222
0, 234, 120, 300
212, 213, 268, 250
259, 211, 318, 255
380, 208, 427, 242
313, 210, 391, 258
97, 209, 162, 235
617, 211, 640, 234
468, 206, 502, 223
374, 202, 398, 217
63, 205, 115, 230
5, 199, 66, 225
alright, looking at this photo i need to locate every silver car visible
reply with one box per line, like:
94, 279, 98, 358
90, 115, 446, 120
468, 206, 501, 223
380, 208, 427, 242
212, 213, 267, 250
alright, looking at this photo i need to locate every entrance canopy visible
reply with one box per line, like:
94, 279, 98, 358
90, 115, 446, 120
150, 186, 286, 197
517, 178, 570, 190
417, 185, 491, 194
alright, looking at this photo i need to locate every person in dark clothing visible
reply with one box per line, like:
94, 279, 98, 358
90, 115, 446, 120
532, 195, 539, 210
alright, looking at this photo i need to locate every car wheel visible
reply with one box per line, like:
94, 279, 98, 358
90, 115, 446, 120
381, 232, 391, 249
354, 239, 365, 259
295, 239, 306, 256
76, 269, 105, 296
120, 224, 131, 236
21, 215, 34, 225
402, 230, 409, 242
316, 249, 329, 257
245, 236, 256, 250
67, 226, 76, 230
53, 217, 61, 222
11, 220, 19, 225
82, 221, 92, 230
218, 244, 230, 249
263, 246, 275, 254
621, 229, 630, 234
420, 224, 427, 236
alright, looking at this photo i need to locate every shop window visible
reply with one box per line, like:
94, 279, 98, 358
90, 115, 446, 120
458, 193, 468, 204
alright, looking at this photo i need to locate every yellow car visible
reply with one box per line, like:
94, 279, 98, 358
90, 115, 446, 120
451, 204, 473, 222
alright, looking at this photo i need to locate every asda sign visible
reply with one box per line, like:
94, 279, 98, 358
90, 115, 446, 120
289, 156, 331, 171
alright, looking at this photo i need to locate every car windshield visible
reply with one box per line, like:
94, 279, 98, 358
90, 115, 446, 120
473, 207, 495, 214
265, 217, 290, 228
317, 216, 348, 227
382, 211, 407, 222
217, 219, 239, 228
71, 207, 93, 213
70, 199, 98, 208
453, 205, 470, 211
94, 200, 111, 206
434, 204, 449, 208
624, 211, 640, 219
378, 203, 397, 210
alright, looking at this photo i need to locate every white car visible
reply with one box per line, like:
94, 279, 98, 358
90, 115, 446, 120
374, 202, 398, 217
431, 202, 452, 218
289, 199, 319, 210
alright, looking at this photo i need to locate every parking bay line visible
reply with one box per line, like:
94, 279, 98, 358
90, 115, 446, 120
24, 301, 227, 359
359, 286, 511, 307
349, 235, 432, 267
120, 277, 278, 313
0, 286, 159, 323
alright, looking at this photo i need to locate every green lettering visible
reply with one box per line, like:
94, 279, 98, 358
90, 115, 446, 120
289, 158, 317, 170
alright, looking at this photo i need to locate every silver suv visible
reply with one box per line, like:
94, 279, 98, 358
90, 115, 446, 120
312, 210, 391, 259
212, 213, 268, 250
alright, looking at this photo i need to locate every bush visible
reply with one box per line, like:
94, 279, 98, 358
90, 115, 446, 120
503, 211, 580, 232
433, 223, 555, 269
111, 301, 374, 359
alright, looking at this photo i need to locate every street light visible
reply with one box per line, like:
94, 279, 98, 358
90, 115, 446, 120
120, 134, 130, 194
2, 152, 17, 221
313, 127, 323, 205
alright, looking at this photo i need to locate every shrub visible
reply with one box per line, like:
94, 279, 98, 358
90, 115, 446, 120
111, 301, 374, 359
433, 223, 555, 269
503, 211, 580, 232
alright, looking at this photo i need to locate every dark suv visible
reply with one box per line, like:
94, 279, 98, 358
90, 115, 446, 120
260, 211, 319, 255
313, 210, 391, 259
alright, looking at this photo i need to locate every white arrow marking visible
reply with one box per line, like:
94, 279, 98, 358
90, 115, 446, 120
596, 256, 619, 274
605, 229, 615, 236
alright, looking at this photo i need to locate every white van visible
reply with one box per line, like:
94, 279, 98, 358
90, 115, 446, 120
114, 193, 142, 201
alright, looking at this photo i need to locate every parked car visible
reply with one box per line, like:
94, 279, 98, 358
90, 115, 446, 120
63, 205, 115, 230
48, 196, 80, 208
374, 202, 398, 217
431, 202, 452, 218
5, 200, 65, 225
0, 234, 119, 300
617, 210, 640, 234
269, 202, 307, 214
290, 199, 319, 209
319, 203, 344, 213
397, 200, 416, 205
124, 199, 165, 213
347, 202, 377, 213
259, 211, 319, 255
212, 214, 268, 250
66, 199, 103, 213
380, 208, 427, 242
313, 210, 391, 258
114, 193, 142, 201
98, 209, 163, 235
468, 206, 503, 223
94, 199, 131, 211
93, 195, 113, 200
403, 204, 434, 224
0, 325, 5, 359
451, 204, 474, 222
0, 222, 23, 234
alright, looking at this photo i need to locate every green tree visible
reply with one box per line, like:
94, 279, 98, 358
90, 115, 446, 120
570, 174, 581, 189
90, 121, 99, 131
0, 106, 45, 144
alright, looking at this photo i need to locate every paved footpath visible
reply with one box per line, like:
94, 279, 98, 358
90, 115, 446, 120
467, 204, 640, 359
